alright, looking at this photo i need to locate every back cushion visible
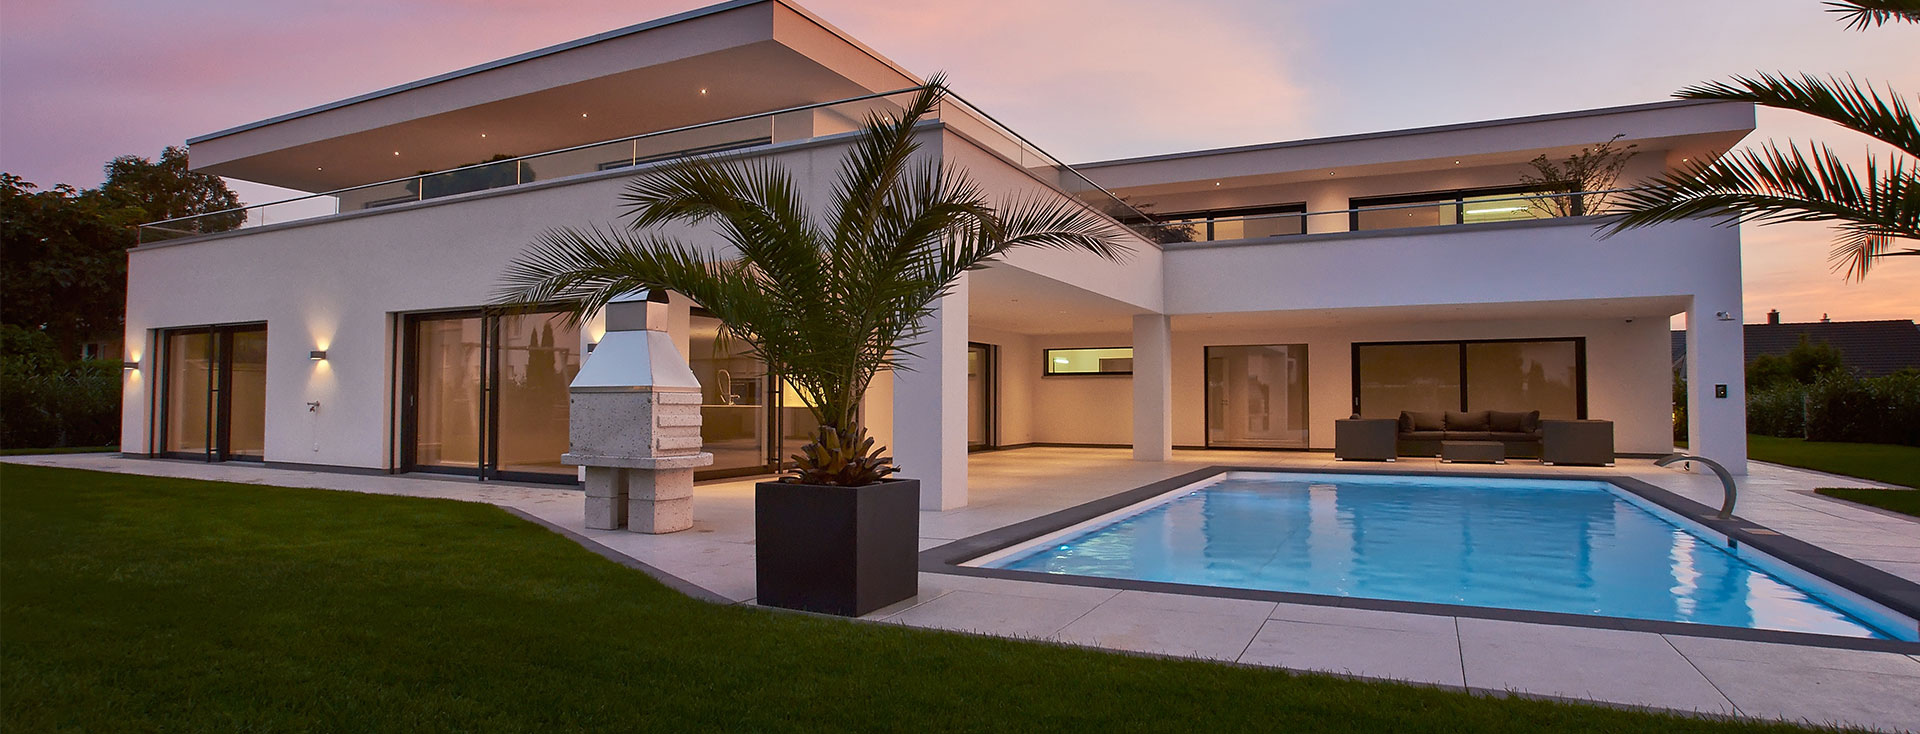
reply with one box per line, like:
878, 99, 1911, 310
1445, 410, 1490, 431
1524, 410, 1542, 433
1488, 410, 1527, 433
1406, 411, 1446, 432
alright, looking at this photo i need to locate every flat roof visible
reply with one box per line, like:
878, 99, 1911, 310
187, 0, 917, 146
1074, 98, 1739, 169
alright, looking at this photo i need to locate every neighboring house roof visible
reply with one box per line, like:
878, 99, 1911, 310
1671, 320, 1920, 377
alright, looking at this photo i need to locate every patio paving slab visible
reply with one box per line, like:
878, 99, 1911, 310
1240, 617, 1466, 688
1457, 618, 1736, 715
885, 590, 1102, 638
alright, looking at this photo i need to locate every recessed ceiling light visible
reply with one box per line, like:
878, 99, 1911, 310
581, 113, 588, 118
392, 151, 400, 156
1454, 160, 1461, 164
480, 133, 488, 138
316, 166, 323, 171
1214, 182, 1220, 186
700, 88, 708, 95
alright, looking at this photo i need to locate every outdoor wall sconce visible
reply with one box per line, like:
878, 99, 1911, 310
1714, 312, 1735, 321
587, 342, 598, 353
309, 350, 328, 361
122, 360, 140, 370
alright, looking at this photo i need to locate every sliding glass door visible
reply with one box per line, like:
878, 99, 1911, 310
402, 309, 580, 482
968, 343, 995, 450
1353, 338, 1584, 419
160, 324, 267, 461
1205, 344, 1309, 448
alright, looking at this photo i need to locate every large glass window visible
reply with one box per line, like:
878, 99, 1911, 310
1350, 186, 1554, 231
1044, 347, 1133, 375
1353, 339, 1585, 419
689, 313, 769, 474
495, 312, 581, 475
1159, 204, 1306, 243
411, 315, 483, 470
968, 343, 994, 449
1206, 344, 1309, 448
160, 324, 266, 460
403, 309, 577, 482
163, 330, 213, 454
1354, 343, 1461, 419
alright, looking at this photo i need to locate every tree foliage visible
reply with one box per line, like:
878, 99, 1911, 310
1746, 335, 1847, 390
1, 148, 242, 356
496, 78, 1131, 484
1519, 134, 1638, 216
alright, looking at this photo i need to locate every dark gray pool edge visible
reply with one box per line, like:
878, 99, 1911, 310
918, 465, 1920, 654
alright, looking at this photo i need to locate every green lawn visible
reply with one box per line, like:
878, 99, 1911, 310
1814, 488, 1920, 518
1747, 434, 1920, 489
0, 465, 1822, 732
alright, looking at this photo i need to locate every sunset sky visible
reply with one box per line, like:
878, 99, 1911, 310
2, 0, 1913, 323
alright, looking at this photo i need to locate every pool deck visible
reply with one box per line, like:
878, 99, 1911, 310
9, 448, 1920, 732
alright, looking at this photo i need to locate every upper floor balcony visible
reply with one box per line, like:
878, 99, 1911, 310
138, 88, 1156, 246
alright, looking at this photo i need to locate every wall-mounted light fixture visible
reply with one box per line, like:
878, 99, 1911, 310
586, 341, 598, 353
122, 360, 140, 370
309, 350, 328, 361
1714, 312, 1736, 322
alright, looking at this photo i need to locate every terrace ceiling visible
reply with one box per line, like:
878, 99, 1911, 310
186, 0, 916, 193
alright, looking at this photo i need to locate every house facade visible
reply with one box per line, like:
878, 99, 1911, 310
121, 0, 1754, 510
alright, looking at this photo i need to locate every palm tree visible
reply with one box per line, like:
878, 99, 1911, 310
495, 77, 1130, 484
1602, 3, 1918, 280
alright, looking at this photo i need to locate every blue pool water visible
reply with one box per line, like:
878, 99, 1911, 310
987, 473, 1901, 639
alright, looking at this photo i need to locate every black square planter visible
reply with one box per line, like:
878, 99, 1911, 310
755, 478, 920, 617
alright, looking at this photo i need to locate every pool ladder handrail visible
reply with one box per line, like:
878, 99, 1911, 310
1655, 453, 1737, 520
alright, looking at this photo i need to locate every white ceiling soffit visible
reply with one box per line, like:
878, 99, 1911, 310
187, 0, 919, 192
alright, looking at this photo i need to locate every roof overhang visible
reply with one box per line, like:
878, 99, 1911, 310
1076, 99, 1758, 195
187, 0, 918, 192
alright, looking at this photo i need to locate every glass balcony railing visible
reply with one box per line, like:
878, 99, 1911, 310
138, 87, 1157, 245
1136, 188, 1637, 245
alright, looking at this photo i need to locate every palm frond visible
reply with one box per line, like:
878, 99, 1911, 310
1677, 73, 1918, 158
1824, 0, 1920, 30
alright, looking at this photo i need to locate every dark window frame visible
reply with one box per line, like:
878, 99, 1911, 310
1202, 342, 1312, 450
1043, 347, 1135, 377
968, 342, 998, 452
1157, 202, 1308, 241
1349, 336, 1587, 418
1348, 184, 1561, 231
156, 321, 268, 463
398, 305, 581, 485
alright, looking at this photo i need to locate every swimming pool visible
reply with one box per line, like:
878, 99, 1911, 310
971, 471, 1914, 641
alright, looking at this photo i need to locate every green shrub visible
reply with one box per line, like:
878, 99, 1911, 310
1746, 382, 1807, 438
0, 341, 121, 449
1804, 370, 1920, 446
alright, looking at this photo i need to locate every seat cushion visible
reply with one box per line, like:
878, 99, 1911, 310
1445, 410, 1490, 432
1446, 431, 1496, 441
1488, 410, 1529, 433
1489, 431, 1538, 442
1403, 411, 1446, 432
1402, 430, 1446, 440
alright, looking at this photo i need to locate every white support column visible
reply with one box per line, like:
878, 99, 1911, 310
1686, 300, 1748, 474
1132, 313, 1173, 461
893, 277, 968, 510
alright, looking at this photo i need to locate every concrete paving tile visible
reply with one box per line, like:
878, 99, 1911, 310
1458, 619, 1733, 714
1266, 602, 1458, 634
1100, 589, 1277, 618
1666, 634, 1920, 677
1053, 599, 1269, 661
887, 590, 1103, 638
917, 573, 1122, 604
1240, 618, 1465, 688
1685, 654, 1920, 732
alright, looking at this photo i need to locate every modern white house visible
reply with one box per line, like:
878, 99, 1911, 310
122, 0, 1754, 511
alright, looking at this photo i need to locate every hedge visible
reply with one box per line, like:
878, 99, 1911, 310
1746, 371, 1920, 446
0, 359, 121, 449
